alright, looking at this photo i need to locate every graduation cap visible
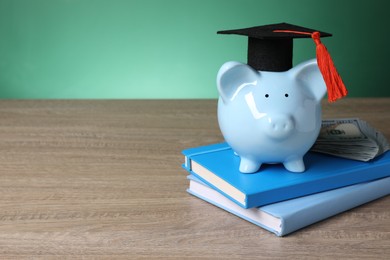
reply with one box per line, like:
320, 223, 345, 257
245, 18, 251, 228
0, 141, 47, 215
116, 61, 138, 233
217, 23, 347, 102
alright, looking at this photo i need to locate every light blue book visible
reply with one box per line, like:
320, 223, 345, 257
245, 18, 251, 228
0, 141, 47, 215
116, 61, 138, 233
187, 175, 390, 236
182, 142, 390, 208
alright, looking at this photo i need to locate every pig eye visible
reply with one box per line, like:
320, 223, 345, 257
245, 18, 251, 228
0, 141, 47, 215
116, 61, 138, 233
265, 94, 269, 98
285, 93, 289, 97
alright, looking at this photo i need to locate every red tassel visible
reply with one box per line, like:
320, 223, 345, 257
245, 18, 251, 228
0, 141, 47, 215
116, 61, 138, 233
273, 29, 348, 102
311, 32, 348, 102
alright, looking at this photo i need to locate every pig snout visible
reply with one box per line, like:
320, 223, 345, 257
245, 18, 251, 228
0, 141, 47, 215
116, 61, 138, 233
262, 114, 294, 140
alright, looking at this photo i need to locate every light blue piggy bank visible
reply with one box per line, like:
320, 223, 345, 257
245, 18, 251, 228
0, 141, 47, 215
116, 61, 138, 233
217, 59, 327, 173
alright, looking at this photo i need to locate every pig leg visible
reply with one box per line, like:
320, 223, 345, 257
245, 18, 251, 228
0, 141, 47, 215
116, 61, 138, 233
239, 157, 262, 173
283, 157, 305, 173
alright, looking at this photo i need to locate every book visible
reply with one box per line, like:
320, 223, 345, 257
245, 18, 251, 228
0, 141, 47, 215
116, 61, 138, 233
182, 142, 390, 208
187, 175, 390, 236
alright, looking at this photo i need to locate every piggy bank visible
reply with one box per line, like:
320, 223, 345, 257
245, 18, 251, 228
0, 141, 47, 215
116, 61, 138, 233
217, 59, 327, 173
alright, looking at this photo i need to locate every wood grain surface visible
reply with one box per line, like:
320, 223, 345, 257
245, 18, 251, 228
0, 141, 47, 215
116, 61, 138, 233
0, 99, 389, 259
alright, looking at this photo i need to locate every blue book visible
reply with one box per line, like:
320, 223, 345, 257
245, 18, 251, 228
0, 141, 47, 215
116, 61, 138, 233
187, 175, 390, 236
182, 142, 390, 208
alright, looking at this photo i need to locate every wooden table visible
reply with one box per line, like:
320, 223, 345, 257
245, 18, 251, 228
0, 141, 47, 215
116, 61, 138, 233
0, 99, 389, 258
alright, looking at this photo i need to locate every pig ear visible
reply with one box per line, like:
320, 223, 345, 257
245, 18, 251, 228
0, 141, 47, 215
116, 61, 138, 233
290, 59, 327, 102
217, 61, 258, 103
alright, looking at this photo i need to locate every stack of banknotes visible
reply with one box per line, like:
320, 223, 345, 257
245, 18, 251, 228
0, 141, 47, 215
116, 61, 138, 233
311, 118, 390, 161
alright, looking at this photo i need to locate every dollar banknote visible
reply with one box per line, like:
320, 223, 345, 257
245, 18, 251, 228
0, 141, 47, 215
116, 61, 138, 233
310, 118, 390, 161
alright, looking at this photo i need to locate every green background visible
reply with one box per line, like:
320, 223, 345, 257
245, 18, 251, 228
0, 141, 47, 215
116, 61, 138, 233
0, 0, 388, 99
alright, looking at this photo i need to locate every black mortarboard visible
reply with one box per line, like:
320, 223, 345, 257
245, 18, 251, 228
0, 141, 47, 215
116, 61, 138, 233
217, 22, 332, 72
217, 22, 347, 102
